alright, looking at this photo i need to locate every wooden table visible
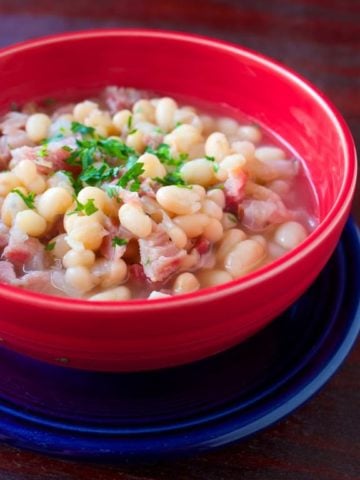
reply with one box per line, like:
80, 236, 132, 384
0, 1, 358, 479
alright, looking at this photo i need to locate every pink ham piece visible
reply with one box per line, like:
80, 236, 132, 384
3, 232, 50, 271
17, 271, 52, 292
0, 112, 34, 169
10, 137, 78, 174
0, 261, 17, 284
224, 171, 247, 211
240, 197, 291, 232
0, 222, 10, 252
102, 87, 149, 114
139, 230, 186, 282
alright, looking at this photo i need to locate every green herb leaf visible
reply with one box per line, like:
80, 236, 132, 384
45, 241, 56, 251
38, 145, 48, 158
117, 162, 144, 191
11, 189, 36, 209
154, 171, 189, 187
67, 198, 98, 216
127, 115, 133, 130
70, 121, 96, 136
145, 143, 186, 167
79, 163, 120, 186
205, 155, 215, 162
112, 236, 128, 247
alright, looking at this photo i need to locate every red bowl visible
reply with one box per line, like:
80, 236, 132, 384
0, 30, 357, 371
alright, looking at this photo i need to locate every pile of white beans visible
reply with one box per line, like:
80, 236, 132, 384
0, 91, 314, 300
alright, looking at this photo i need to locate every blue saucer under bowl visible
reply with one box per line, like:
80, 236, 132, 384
0, 220, 359, 460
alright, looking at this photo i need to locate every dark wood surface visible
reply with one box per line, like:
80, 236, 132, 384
0, 1, 358, 479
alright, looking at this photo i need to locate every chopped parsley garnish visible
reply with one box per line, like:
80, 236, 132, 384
45, 241, 56, 251
117, 162, 144, 192
127, 115, 133, 130
175, 121, 182, 128
70, 121, 96, 136
38, 144, 48, 158
11, 189, 36, 209
145, 143, 188, 167
205, 155, 215, 162
41, 132, 65, 145
154, 171, 189, 187
66, 124, 138, 171
112, 236, 128, 247
128, 128, 137, 135
67, 198, 98, 216
79, 163, 120, 186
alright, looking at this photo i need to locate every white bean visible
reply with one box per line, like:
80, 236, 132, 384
73, 100, 98, 123
203, 218, 224, 242
63, 249, 96, 268
0, 172, 22, 196
173, 213, 210, 238
13, 159, 38, 185
37, 187, 73, 221
273, 221, 308, 250
173, 272, 200, 294
168, 226, 188, 249
216, 228, 247, 263
65, 266, 97, 294
126, 130, 145, 152
180, 158, 217, 187
50, 234, 71, 258
164, 124, 202, 152
224, 239, 266, 277
148, 291, 171, 300
205, 132, 230, 162
155, 97, 177, 131
156, 185, 202, 215
237, 125, 262, 143
77, 186, 108, 211
133, 99, 155, 122
255, 146, 286, 162
231, 140, 255, 160
217, 117, 239, 136
26, 113, 51, 142
89, 286, 131, 301
14, 210, 47, 237
119, 203, 152, 238
138, 153, 166, 179
197, 269, 233, 287
206, 188, 225, 208
112, 109, 132, 133
220, 154, 246, 174
67, 221, 106, 251
201, 199, 223, 220
91, 258, 128, 288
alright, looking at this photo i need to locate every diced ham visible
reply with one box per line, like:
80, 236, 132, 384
0, 261, 17, 284
10, 137, 77, 174
0, 222, 10, 252
224, 171, 247, 211
194, 237, 211, 255
102, 87, 149, 114
17, 271, 52, 292
3, 231, 50, 271
139, 230, 186, 282
142, 131, 164, 149
128, 263, 148, 283
100, 219, 128, 261
0, 112, 28, 134
240, 197, 291, 232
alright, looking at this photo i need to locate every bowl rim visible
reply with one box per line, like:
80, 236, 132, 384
0, 28, 357, 312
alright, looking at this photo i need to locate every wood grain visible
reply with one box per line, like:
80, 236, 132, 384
0, 1, 358, 478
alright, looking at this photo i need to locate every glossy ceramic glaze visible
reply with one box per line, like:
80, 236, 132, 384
0, 220, 358, 459
0, 30, 357, 371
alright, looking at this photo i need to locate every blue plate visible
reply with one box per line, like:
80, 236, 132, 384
0, 220, 359, 460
